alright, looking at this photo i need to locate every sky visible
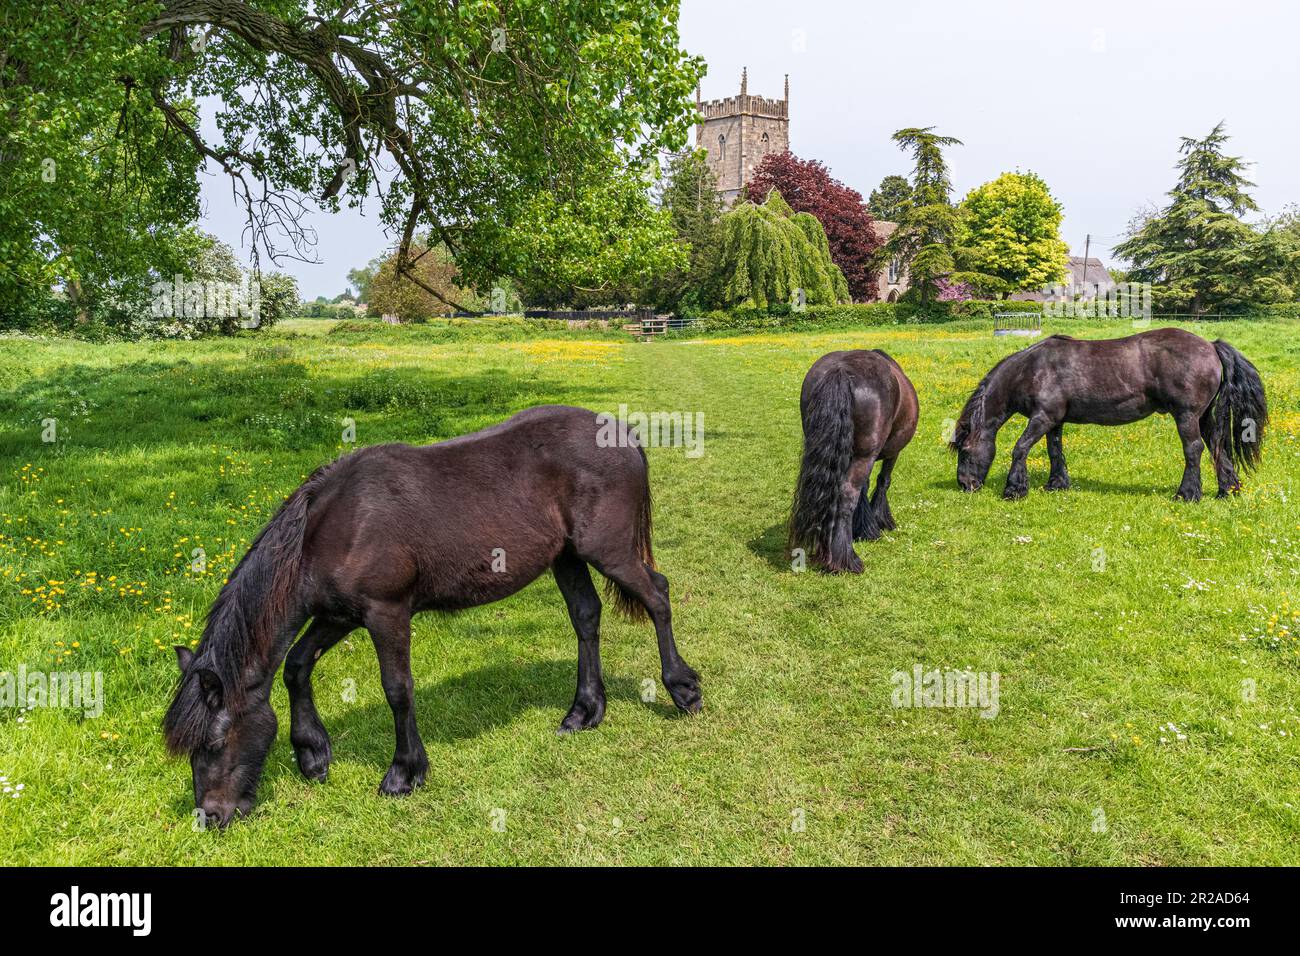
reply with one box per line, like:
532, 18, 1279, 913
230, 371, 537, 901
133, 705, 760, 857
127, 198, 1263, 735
198, 0, 1300, 300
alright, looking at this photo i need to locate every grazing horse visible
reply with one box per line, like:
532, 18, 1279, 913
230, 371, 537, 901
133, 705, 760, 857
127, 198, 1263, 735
950, 328, 1267, 501
164, 405, 701, 827
789, 349, 919, 573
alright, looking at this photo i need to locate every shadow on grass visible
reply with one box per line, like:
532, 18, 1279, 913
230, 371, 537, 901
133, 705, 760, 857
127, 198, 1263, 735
747, 521, 794, 571
0, 359, 609, 456
924, 474, 1185, 498
167, 661, 680, 820
280, 660, 681, 776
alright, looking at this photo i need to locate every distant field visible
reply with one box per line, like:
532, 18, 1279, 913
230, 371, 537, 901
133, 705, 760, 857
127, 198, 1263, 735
1, 317, 1297, 865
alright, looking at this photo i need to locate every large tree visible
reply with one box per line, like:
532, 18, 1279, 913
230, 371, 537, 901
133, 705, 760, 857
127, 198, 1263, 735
1, 1, 704, 316
1114, 122, 1293, 314
955, 171, 1068, 296
705, 189, 849, 310
368, 241, 484, 322
886, 127, 963, 303
745, 152, 882, 301
641, 149, 723, 312
868, 174, 912, 222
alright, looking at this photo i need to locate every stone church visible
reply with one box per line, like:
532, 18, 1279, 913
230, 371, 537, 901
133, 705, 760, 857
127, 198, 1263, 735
695, 68, 790, 206
696, 69, 907, 301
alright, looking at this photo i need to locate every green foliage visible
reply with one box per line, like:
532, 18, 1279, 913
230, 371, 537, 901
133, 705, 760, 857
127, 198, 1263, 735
1114, 123, 1296, 314
887, 128, 964, 303
2, 0, 704, 327
0, 2, 203, 322
704, 190, 849, 310
467, 166, 685, 308
956, 172, 1069, 296
346, 257, 386, 304
640, 150, 723, 312
685, 298, 1042, 334
368, 242, 483, 322
868, 174, 913, 222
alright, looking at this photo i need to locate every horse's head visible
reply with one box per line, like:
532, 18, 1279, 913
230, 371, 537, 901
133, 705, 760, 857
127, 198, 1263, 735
950, 410, 995, 492
954, 435, 995, 492
166, 646, 277, 828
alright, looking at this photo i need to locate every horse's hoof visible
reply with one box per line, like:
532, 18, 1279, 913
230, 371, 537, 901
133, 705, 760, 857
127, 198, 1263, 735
1174, 489, 1202, 503
378, 760, 427, 796
1002, 485, 1028, 500
292, 738, 332, 782
1045, 478, 1070, 492
558, 698, 606, 734
665, 667, 703, 714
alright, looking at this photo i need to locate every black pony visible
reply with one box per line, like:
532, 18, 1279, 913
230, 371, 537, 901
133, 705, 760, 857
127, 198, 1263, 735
789, 349, 919, 573
164, 405, 701, 827
950, 328, 1267, 500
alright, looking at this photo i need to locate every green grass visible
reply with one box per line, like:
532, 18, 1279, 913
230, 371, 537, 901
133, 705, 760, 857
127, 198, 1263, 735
1, 316, 1298, 865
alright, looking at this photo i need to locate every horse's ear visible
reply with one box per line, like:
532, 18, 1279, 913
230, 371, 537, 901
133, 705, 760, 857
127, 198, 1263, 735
174, 645, 194, 673
196, 668, 225, 712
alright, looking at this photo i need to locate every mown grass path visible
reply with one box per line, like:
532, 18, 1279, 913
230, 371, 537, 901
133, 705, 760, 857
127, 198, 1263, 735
1, 318, 1297, 864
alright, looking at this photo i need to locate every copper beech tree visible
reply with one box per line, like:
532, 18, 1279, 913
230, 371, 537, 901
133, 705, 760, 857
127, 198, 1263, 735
746, 151, 883, 301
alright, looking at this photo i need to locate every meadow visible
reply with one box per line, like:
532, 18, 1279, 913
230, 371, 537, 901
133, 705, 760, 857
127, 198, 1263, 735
1, 316, 1298, 865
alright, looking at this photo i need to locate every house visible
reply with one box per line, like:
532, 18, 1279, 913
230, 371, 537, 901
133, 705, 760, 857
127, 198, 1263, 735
1011, 256, 1116, 302
873, 221, 908, 301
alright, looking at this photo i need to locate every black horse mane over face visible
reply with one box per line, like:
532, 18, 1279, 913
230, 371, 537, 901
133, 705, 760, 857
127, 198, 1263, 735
951, 379, 987, 455
949, 344, 1044, 452
162, 460, 340, 756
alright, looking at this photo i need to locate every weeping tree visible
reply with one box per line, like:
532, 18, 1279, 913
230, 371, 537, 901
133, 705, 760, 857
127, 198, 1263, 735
745, 152, 883, 301
706, 189, 849, 310
1, 1, 704, 317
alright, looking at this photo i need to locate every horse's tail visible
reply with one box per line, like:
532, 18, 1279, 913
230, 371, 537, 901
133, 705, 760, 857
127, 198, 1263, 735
789, 367, 856, 567
603, 443, 654, 622
163, 474, 319, 755
1210, 339, 1268, 475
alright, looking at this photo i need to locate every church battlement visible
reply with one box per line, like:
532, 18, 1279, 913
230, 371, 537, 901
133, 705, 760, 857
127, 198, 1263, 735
694, 68, 790, 206
697, 94, 788, 121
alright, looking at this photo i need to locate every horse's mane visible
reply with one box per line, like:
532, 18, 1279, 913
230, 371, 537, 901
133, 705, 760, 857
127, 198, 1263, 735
949, 338, 1058, 452
163, 459, 341, 754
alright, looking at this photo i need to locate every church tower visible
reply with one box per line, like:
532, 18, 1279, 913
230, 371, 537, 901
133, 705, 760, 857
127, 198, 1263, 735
695, 68, 790, 205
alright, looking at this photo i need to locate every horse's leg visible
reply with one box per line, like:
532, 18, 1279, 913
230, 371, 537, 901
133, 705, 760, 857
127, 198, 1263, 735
1045, 425, 1070, 491
1201, 405, 1240, 497
366, 603, 428, 796
1173, 411, 1205, 502
598, 558, 701, 714
836, 455, 876, 564
869, 456, 897, 531
1003, 413, 1054, 500
553, 551, 606, 733
284, 617, 354, 781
